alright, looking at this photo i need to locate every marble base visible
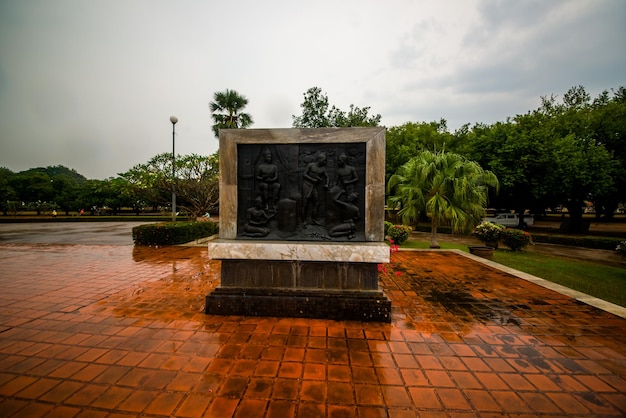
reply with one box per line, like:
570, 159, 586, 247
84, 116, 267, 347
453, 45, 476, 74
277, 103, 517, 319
208, 240, 390, 263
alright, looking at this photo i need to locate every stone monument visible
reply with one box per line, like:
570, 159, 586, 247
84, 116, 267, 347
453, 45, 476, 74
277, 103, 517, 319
205, 128, 391, 321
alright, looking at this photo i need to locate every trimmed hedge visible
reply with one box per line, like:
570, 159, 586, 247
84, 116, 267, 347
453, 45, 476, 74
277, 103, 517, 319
412, 225, 621, 250
132, 221, 219, 246
530, 233, 621, 250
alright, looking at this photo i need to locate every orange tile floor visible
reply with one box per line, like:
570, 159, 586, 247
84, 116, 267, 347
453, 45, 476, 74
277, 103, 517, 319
0, 243, 625, 417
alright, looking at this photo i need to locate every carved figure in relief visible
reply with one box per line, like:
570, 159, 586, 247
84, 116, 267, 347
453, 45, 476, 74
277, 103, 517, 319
255, 149, 280, 211
301, 152, 329, 226
334, 153, 358, 195
243, 196, 274, 237
329, 190, 360, 239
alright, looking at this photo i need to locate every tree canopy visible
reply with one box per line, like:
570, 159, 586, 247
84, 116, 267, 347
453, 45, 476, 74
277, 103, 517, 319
4, 84, 624, 230
119, 152, 219, 219
452, 85, 622, 231
292, 87, 381, 128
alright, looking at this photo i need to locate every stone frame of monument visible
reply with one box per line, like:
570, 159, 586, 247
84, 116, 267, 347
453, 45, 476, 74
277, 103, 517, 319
206, 128, 391, 322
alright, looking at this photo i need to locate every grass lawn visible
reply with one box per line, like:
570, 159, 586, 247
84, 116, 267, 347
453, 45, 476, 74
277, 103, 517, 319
400, 239, 626, 308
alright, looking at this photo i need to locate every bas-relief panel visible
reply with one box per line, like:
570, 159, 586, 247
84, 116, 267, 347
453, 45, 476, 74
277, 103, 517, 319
236, 143, 366, 241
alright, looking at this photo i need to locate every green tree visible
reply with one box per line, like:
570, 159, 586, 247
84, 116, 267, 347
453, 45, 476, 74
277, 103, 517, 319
460, 119, 551, 225
589, 87, 626, 218
51, 174, 81, 215
292, 87, 381, 128
456, 86, 621, 230
174, 152, 220, 218
386, 120, 457, 181
10, 171, 55, 214
119, 151, 220, 219
0, 167, 17, 215
544, 134, 614, 231
209, 89, 253, 138
387, 150, 498, 248
536, 86, 616, 230
5, 165, 87, 215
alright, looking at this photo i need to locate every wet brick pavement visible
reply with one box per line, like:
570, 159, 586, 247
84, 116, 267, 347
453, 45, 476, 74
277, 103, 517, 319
0, 242, 625, 417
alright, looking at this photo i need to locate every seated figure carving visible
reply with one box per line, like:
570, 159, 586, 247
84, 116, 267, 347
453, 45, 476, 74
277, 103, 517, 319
329, 189, 360, 239
243, 197, 274, 237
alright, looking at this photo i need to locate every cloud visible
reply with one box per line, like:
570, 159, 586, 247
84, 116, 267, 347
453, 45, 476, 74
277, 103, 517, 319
0, 0, 624, 179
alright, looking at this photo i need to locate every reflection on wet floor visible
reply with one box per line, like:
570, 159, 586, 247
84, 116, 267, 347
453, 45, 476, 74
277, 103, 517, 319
0, 244, 625, 416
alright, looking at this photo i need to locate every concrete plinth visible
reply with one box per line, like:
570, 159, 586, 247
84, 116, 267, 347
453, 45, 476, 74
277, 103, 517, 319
205, 240, 392, 322
206, 287, 391, 322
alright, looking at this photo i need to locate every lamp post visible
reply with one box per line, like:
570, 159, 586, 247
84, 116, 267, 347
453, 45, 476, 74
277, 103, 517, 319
170, 116, 178, 222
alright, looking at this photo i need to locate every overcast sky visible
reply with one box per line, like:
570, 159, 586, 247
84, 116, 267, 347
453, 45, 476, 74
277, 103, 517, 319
1, 0, 624, 180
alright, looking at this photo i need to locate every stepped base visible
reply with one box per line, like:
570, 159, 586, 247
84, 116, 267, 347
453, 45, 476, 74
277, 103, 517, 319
206, 287, 391, 322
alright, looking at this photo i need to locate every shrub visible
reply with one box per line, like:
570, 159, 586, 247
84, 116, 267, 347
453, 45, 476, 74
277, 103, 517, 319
133, 221, 219, 246
384, 221, 394, 237
501, 228, 533, 251
617, 240, 626, 258
387, 224, 411, 245
473, 221, 504, 244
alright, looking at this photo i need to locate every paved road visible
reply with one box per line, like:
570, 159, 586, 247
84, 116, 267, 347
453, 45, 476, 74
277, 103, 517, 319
0, 222, 151, 245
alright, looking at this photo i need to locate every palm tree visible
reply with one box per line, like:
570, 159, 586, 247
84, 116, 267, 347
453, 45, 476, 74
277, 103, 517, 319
209, 89, 254, 137
387, 150, 499, 248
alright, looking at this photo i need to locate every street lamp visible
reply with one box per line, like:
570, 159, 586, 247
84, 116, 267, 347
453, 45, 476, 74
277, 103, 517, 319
170, 116, 178, 222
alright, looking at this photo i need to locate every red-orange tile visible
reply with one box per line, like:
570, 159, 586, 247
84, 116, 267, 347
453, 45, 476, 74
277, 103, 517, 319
305, 348, 326, 363
436, 388, 472, 410
408, 387, 441, 409
303, 363, 326, 380
518, 392, 562, 413
65, 383, 108, 406
266, 400, 296, 418
283, 347, 305, 361
272, 378, 299, 400
355, 384, 384, 406
144, 391, 185, 416
231, 359, 257, 376
38, 381, 83, 403
90, 386, 133, 409
278, 362, 303, 379
328, 365, 351, 382
299, 379, 326, 404
117, 389, 159, 412
245, 377, 274, 398
490, 391, 533, 413
14, 377, 60, 399
166, 371, 201, 392
218, 377, 248, 397
375, 367, 403, 385
205, 397, 238, 417
381, 385, 412, 407
463, 389, 501, 412
234, 399, 268, 417
328, 404, 357, 417
3, 240, 626, 417
174, 393, 212, 417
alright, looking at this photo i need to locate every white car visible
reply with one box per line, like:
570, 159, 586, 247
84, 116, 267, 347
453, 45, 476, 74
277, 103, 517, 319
483, 213, 534, 228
